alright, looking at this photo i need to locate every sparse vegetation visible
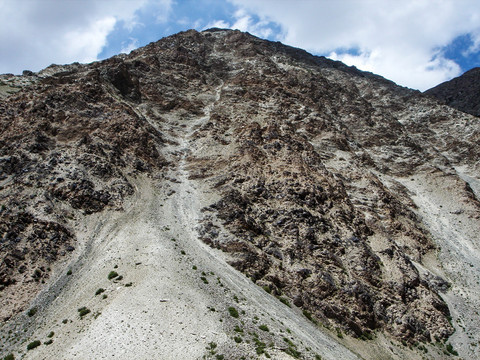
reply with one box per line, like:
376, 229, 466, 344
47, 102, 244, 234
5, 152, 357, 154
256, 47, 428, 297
234, 325, 243, 333
234, 336, 243, 343
302, 310, 317, 324
27, 340, 41, 350
259, 324, 269, 332
336, 328, 344, 339
228, 306, 239, 318
446, 343, 458, 356
278, 297, 291, 307
78, 307, 91, 318
95, 288, 105, 296
200, 276, 209, 284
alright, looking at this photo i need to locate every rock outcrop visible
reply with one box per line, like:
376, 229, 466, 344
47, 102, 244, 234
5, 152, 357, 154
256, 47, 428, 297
425, 67, 480, 117
0, 29, 479, 359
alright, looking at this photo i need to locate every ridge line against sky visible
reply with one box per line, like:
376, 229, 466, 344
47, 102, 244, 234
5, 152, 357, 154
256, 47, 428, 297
0, 0, 479, 91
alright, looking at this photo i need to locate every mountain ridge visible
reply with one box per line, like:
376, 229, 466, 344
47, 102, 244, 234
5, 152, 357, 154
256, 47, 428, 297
0, 28, 479, 359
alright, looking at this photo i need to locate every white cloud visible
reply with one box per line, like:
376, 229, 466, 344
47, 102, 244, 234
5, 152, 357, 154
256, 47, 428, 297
206, 7, 280, 41
0, 0, 167, 74
120, 38, 139, 55
228, 0, 480, 90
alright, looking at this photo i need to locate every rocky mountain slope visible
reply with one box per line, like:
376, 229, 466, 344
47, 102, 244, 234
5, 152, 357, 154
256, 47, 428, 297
0, 29, 479, 359
425, 67, 480, 117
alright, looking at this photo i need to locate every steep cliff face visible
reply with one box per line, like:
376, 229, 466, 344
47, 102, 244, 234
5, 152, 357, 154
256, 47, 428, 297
425, 67, 480, 117
0, 29, 479, 359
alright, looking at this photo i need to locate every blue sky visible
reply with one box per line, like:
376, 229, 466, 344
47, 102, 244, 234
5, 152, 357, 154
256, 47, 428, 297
1, 0, 480, 91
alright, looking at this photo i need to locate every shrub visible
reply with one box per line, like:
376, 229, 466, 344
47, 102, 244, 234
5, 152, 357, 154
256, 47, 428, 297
278, 297, 291, 307
44, 339, 53, 345
4, 354, 14, 360
125, 282, 133, 287
446, 343, 458, 356
108, 271, 118, 280
234, 336, 243, 343
27, 340, 41, 350
47, 331, 54, 338
67, 269, 72, 276
234, 325, 243, 333
259, 324, 269, 332
95, 288, 105, 296
27, 307, 38, 317
200, 276, 209, 284
302, 310, 317, 324
228, 306, 239, 318
78, 307, 90, 317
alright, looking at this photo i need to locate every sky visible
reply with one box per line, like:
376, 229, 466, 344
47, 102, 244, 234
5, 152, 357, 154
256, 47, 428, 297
1, 0, 480, 91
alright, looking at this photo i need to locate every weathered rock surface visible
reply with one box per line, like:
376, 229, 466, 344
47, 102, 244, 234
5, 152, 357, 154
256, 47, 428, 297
0, 29, 479, 359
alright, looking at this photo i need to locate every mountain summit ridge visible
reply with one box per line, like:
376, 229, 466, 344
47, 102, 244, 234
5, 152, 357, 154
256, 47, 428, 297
0, 28, 479, 359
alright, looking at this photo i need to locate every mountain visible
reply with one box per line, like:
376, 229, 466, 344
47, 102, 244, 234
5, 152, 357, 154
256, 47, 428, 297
0, 29, 479, 359
425, 67, 480, 117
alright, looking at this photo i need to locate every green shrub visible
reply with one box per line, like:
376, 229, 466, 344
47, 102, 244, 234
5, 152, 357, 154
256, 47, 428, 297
228, 306, 239, 318
336, 328, 344, 339
78, 307, 90, 317
302, 310, 317, 324
47, 331, 54, 338
192, 265, 197, 270
234, 325, 243, 333
3, 354, 14, 360
446, 343, 458, 356
259, 324, 269, 332
108, 271, 118, 280
67, 269, 72, 276
27, 307, 38, 317
44, 339, 53, 345
27, 340, 41, 350
234, 336, 243, 343
125, 282, 133, 287
200, 276, 209, 284
278, 297, 291, 307
95, 288, 105, 296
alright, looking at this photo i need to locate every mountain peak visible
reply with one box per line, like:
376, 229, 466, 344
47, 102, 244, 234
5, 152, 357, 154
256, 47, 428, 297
0, 29, 479, 359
